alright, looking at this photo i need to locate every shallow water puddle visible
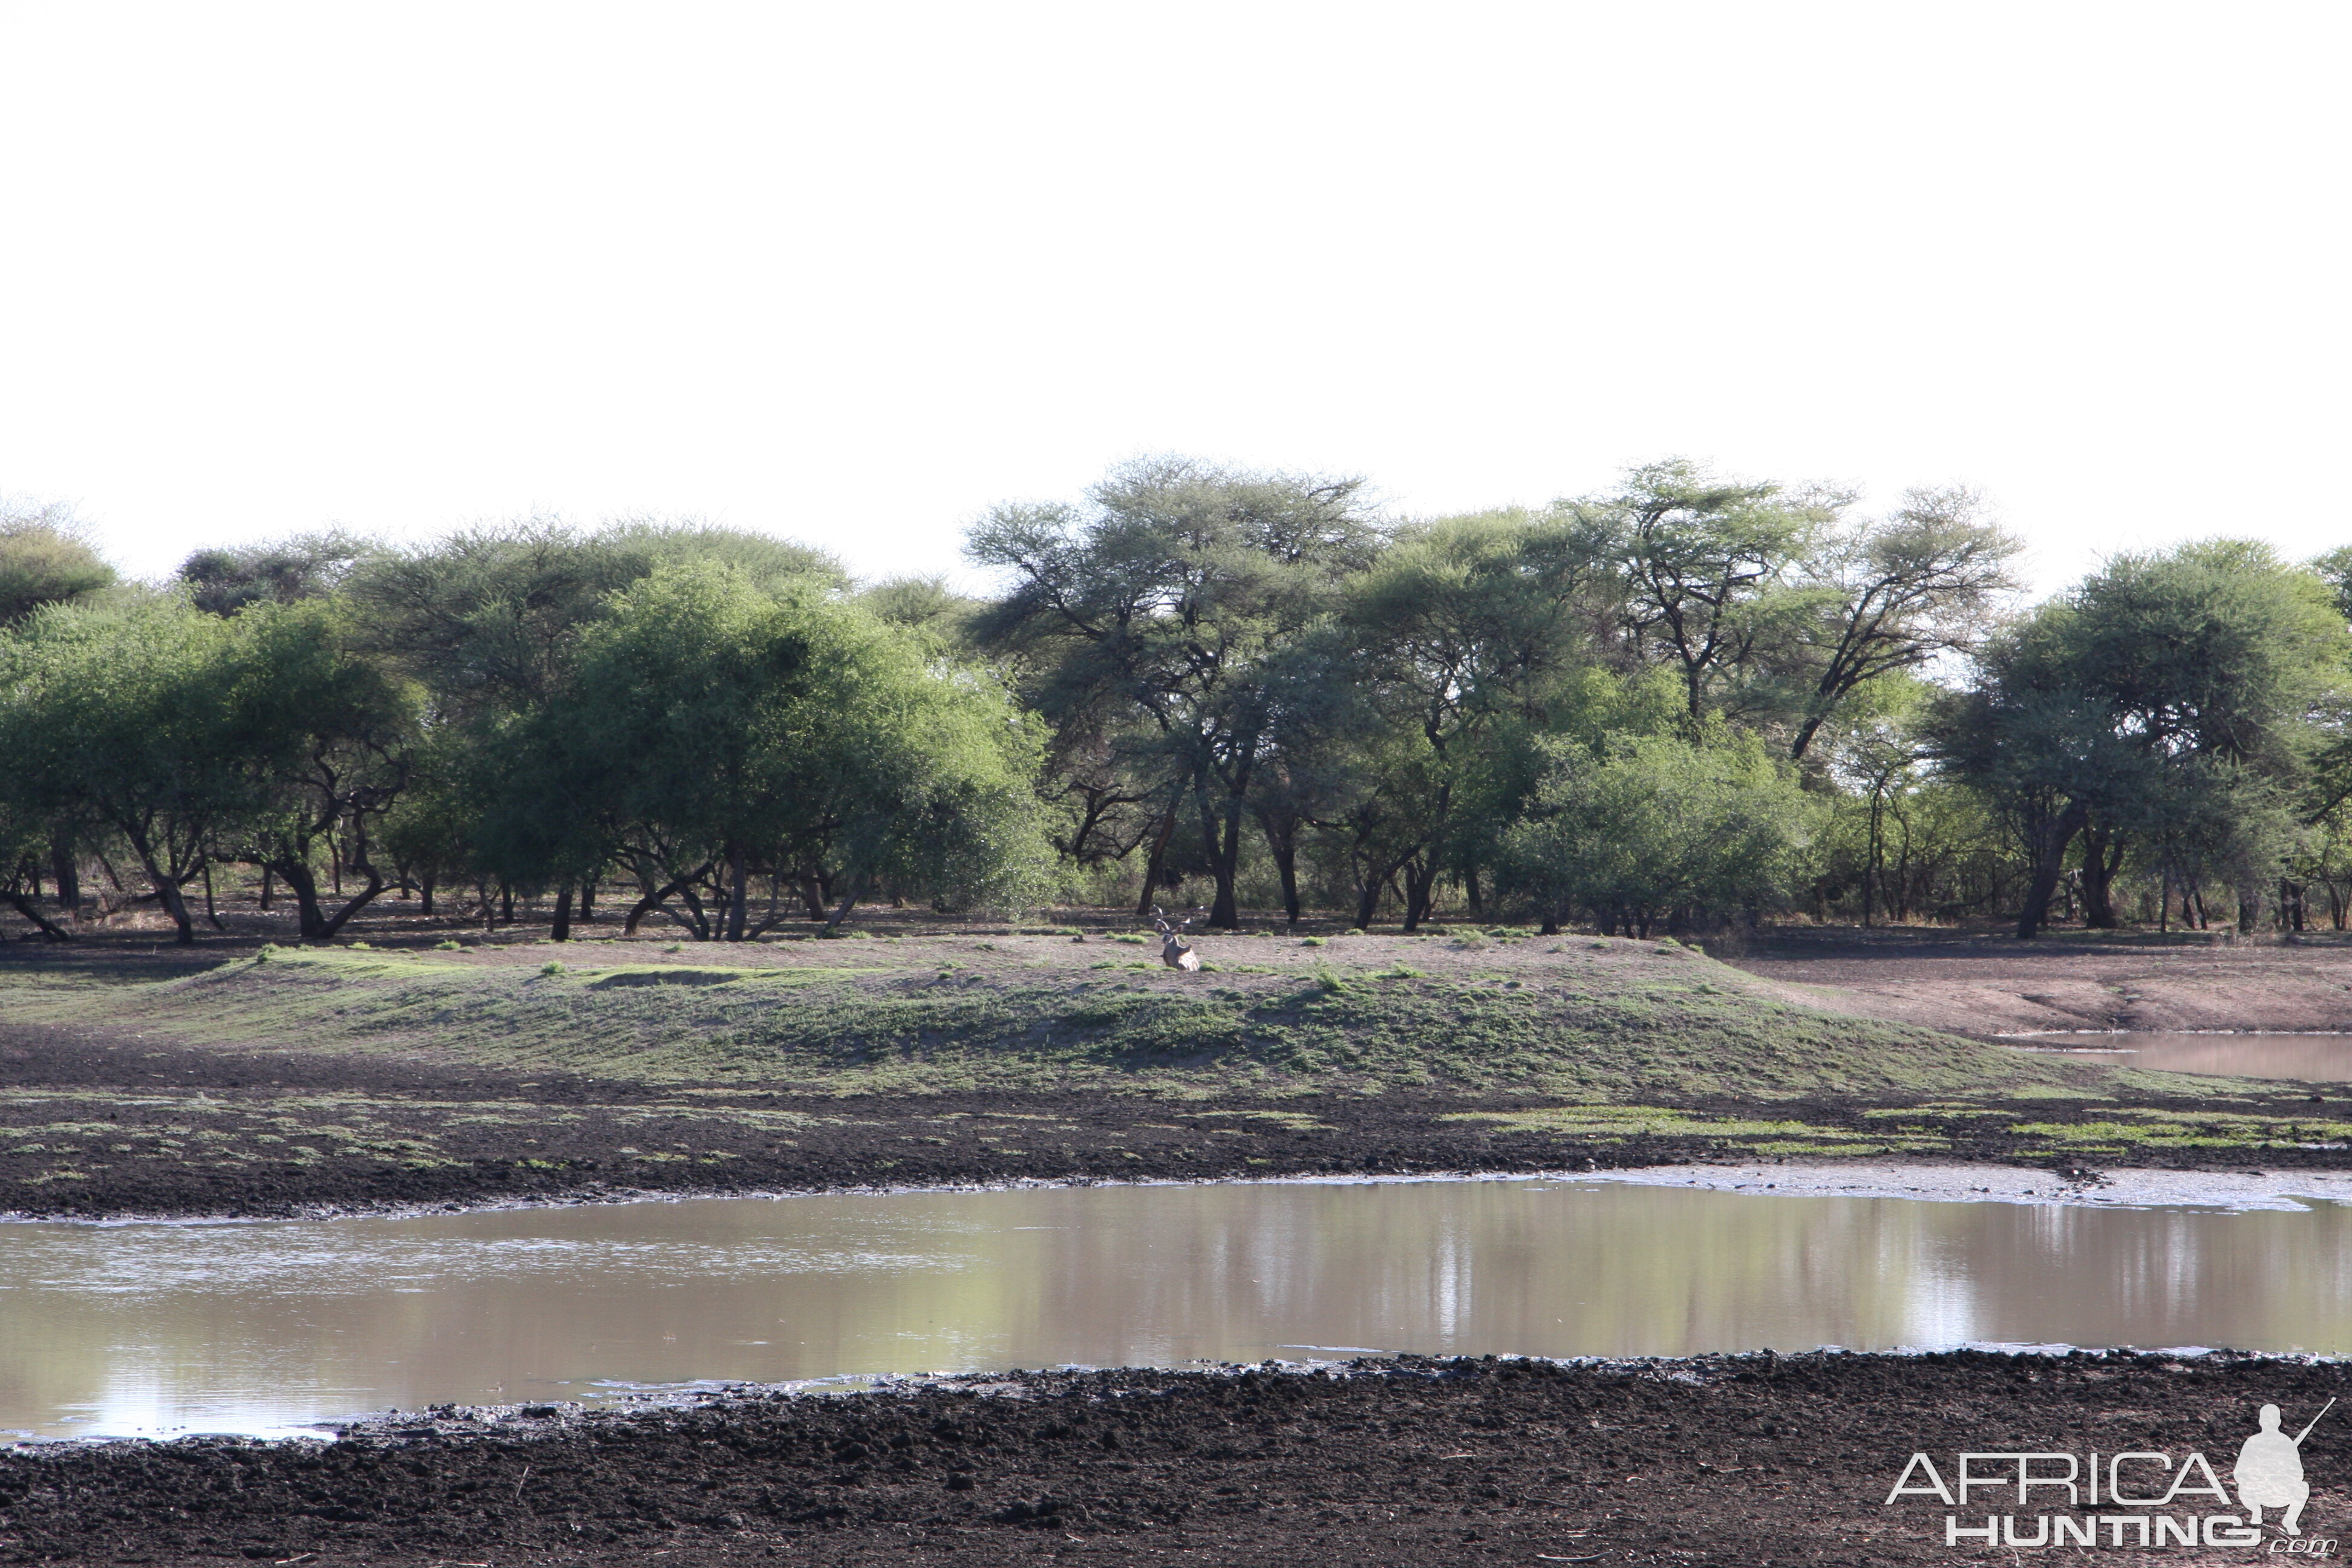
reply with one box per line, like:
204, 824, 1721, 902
2018, 1030, 2352, 1081
7, 1178, 2352, 1440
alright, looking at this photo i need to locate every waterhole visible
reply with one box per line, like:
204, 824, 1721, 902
2017, 1031, 2352, 1081
7, 1178, 2351, 1441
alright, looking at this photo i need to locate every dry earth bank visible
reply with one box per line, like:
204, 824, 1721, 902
5, 1353, 2348, 1566
1726, 924, 2352, 1037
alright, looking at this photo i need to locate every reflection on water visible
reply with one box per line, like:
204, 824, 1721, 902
5, 1179, 2352, 1440
2023, 1031, 2352, 1082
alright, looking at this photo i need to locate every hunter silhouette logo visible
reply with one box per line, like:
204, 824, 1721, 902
2239, 1400, 2333, 1536
1883, 1400, 2338, 1550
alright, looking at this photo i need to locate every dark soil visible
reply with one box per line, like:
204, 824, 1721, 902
13, 1018, 2352, 1220
7, 1351, 2348, 1565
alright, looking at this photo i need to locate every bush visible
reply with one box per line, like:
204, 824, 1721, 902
1500, 727, 1817, 936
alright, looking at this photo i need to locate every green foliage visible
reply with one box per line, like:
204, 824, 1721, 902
0, 591, 425, 942
498, 563, 1051, 936
857, 575, 980, 653
0, 503, 114, 627
969, 456, 1381, 927
8, 463, 2350, 950
1500, 726, 1817, 933
0, 593, 252, 941
221, 598, 425, 938
345, 518, 842, 720
1938, 538, 2351, 935
178, 531, 374, 616
1575, 458, 1838, 726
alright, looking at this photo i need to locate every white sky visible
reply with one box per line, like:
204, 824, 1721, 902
1, 1, 2345, 596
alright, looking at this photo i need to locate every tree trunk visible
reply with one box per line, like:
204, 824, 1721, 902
674, 878, 714, 940
1400, 856, 1440, 932
268, 857, 386, 941
825, 868, 868, 931
1788, 711, 1829, 764
1195, 782, 1240, 931
1255, 809, 1302, 930
1861, 792, 1880, 928
5, 892, 74, 941
550, 881, 574, 942
48, 829, 79, 913
578, 877, 595, 923
2014, 800, 2088, 939
276, 860, 327, 939
259, 864, 274, 912
624, 874, 694, 935
1352, 863, 1390, 931
725, 847, 749, 942
121, 825, 195, 946
1210, 803, 1244, 929
2080, 823, 2124, 930
419, 874, 435, 917
1136, 805, 1178, 920
2239, 893, 2261, 935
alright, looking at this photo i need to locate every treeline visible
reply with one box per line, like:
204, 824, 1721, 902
4, 459, 2350, 944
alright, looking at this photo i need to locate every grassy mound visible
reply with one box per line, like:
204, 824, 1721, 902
0, 936, 2096, 1101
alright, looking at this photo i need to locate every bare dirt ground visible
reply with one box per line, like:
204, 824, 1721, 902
1721, 924, 2352, 1037
6, 1353, 2347, 1566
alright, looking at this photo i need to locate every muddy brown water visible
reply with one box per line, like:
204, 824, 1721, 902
2018, 1030, 2352, 1080
7, 1178, 2352, 1443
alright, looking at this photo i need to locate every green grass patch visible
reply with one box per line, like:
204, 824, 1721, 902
0, 944, 2104, 1102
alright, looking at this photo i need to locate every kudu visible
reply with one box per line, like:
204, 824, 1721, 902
1151, 907, 1202, 971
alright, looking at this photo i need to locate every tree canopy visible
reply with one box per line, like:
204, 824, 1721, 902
9, 463, 2352, 948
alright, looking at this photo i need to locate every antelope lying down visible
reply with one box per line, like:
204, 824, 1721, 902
1152, 907, 1201, 970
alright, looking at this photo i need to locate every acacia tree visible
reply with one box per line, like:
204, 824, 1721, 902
342, 520, 848, 927
1782, 487, 2022, 761
1941, 540, 2350, 938
2, 501, 117, 910
500, 563, 1047, 940
218, 599, 423, 940
1578, 460, 1837, 728
0, 595, 251, 943
1333, 508, 1613, 927
969, 457, 1381, 929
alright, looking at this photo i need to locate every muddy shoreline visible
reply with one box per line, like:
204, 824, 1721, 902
7, 1353, 2351, 1566
16, 1016, 2352, 1223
